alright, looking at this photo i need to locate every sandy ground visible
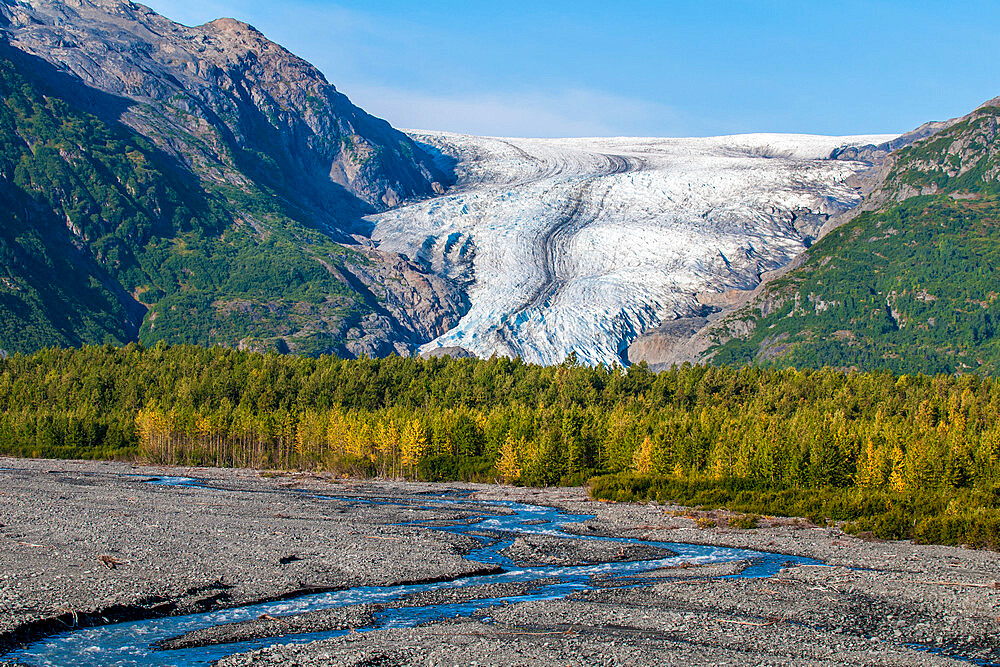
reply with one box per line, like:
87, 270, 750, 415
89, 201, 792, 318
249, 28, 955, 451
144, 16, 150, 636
1, 458, 998, 666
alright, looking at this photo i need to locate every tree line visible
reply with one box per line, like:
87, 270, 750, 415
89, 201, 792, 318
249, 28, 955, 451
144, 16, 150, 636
1, 343, 999, 547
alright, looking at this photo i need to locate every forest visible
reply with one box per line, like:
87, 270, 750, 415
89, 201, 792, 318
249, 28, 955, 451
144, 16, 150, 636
1, 344, 999, 548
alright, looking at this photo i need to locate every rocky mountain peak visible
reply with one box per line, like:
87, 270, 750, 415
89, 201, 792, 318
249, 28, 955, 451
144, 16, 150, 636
977, 95, 1000, 110
201, 17, 260, 35
0, 0, 467, 358
0, 0, 451, 223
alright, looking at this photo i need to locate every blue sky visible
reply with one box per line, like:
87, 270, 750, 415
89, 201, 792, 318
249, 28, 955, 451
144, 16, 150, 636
142, 0, 999, 137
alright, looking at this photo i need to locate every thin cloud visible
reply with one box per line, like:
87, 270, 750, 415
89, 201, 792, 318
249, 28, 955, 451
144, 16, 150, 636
341, 86, 682, 138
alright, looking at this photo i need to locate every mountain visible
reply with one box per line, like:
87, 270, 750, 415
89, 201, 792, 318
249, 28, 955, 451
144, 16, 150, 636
0, 0, 465, 357
703, 98, 1000, 374
1, 0, 449, 218
371, 132, 898, 366
0, 0, 978, 369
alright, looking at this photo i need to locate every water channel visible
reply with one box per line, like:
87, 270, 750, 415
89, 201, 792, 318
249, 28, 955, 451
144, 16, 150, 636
5, 476, 820, 666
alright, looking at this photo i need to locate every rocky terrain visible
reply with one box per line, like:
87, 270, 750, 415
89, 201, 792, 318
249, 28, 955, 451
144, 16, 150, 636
372, 131, 898, 366
1, 459, 998, 666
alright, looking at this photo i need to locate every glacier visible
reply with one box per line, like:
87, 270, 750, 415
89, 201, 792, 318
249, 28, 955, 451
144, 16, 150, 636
368, 131, 897, 367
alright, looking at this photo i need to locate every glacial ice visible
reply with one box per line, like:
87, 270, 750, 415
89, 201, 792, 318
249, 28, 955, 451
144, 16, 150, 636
369, 131, 897, 366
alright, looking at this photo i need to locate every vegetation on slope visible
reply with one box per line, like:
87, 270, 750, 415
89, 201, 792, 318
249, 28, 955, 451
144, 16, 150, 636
2, 345, 1000, 548
711, 104, 1000, 375
0, 56, 371, 355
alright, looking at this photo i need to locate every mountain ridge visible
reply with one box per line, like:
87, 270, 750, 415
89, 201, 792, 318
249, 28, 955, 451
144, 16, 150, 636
0, 0, 993, 372
0, 0, 451, 219
0, 0, 468, 357
702, 96, 1000, 374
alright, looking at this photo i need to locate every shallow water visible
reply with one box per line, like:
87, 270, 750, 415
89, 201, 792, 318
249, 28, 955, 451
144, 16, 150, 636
5, 482, 818, 667
134, 475, 207, 488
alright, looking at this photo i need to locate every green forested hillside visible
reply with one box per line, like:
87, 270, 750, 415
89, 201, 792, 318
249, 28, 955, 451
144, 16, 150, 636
0, 57, 369, 355
711, 104, 1000, 374
0, 56, 195, 349
2, 345, 1000, 547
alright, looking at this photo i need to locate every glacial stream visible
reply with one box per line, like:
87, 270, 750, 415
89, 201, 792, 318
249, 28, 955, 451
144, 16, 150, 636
5, 477, 820, 666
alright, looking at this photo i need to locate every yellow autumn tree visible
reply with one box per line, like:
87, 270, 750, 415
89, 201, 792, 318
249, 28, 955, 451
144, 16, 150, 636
295, 410, 328, 469
375, 419, 400, 477
135, 407, 169, 461
496, 434, 523, 484
325, 407, 346, 456
857, 436, 886, 488
400, 419, 427, 476
343, 412, 372, 461
889, 441, 909, 492
633, 436, 654, 475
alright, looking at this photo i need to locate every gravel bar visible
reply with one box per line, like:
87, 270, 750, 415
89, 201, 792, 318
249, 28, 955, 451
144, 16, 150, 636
2, 458, 999, 666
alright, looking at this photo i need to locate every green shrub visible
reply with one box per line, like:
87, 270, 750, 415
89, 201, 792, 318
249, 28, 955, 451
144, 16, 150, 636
728, 513, 760, 529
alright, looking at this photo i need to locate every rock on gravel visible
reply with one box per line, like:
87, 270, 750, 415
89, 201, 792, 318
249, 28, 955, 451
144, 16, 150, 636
501, 534, 674, 566
156, 604, 377, 650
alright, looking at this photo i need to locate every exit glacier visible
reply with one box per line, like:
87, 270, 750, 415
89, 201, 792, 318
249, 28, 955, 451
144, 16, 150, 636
369, 132, 896, 366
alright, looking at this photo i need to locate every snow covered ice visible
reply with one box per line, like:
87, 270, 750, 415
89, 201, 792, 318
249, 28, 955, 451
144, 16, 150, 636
369, 131, 897, 366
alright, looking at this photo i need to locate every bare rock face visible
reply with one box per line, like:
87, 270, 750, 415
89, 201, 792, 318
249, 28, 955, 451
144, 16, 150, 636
372, 253, 470, 343
627, 316, 712, 369
0, 0, 450, 225
343, 249, 471, 358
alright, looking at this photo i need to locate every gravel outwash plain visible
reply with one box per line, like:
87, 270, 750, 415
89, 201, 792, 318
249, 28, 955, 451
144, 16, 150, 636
1, 458, 999, 666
